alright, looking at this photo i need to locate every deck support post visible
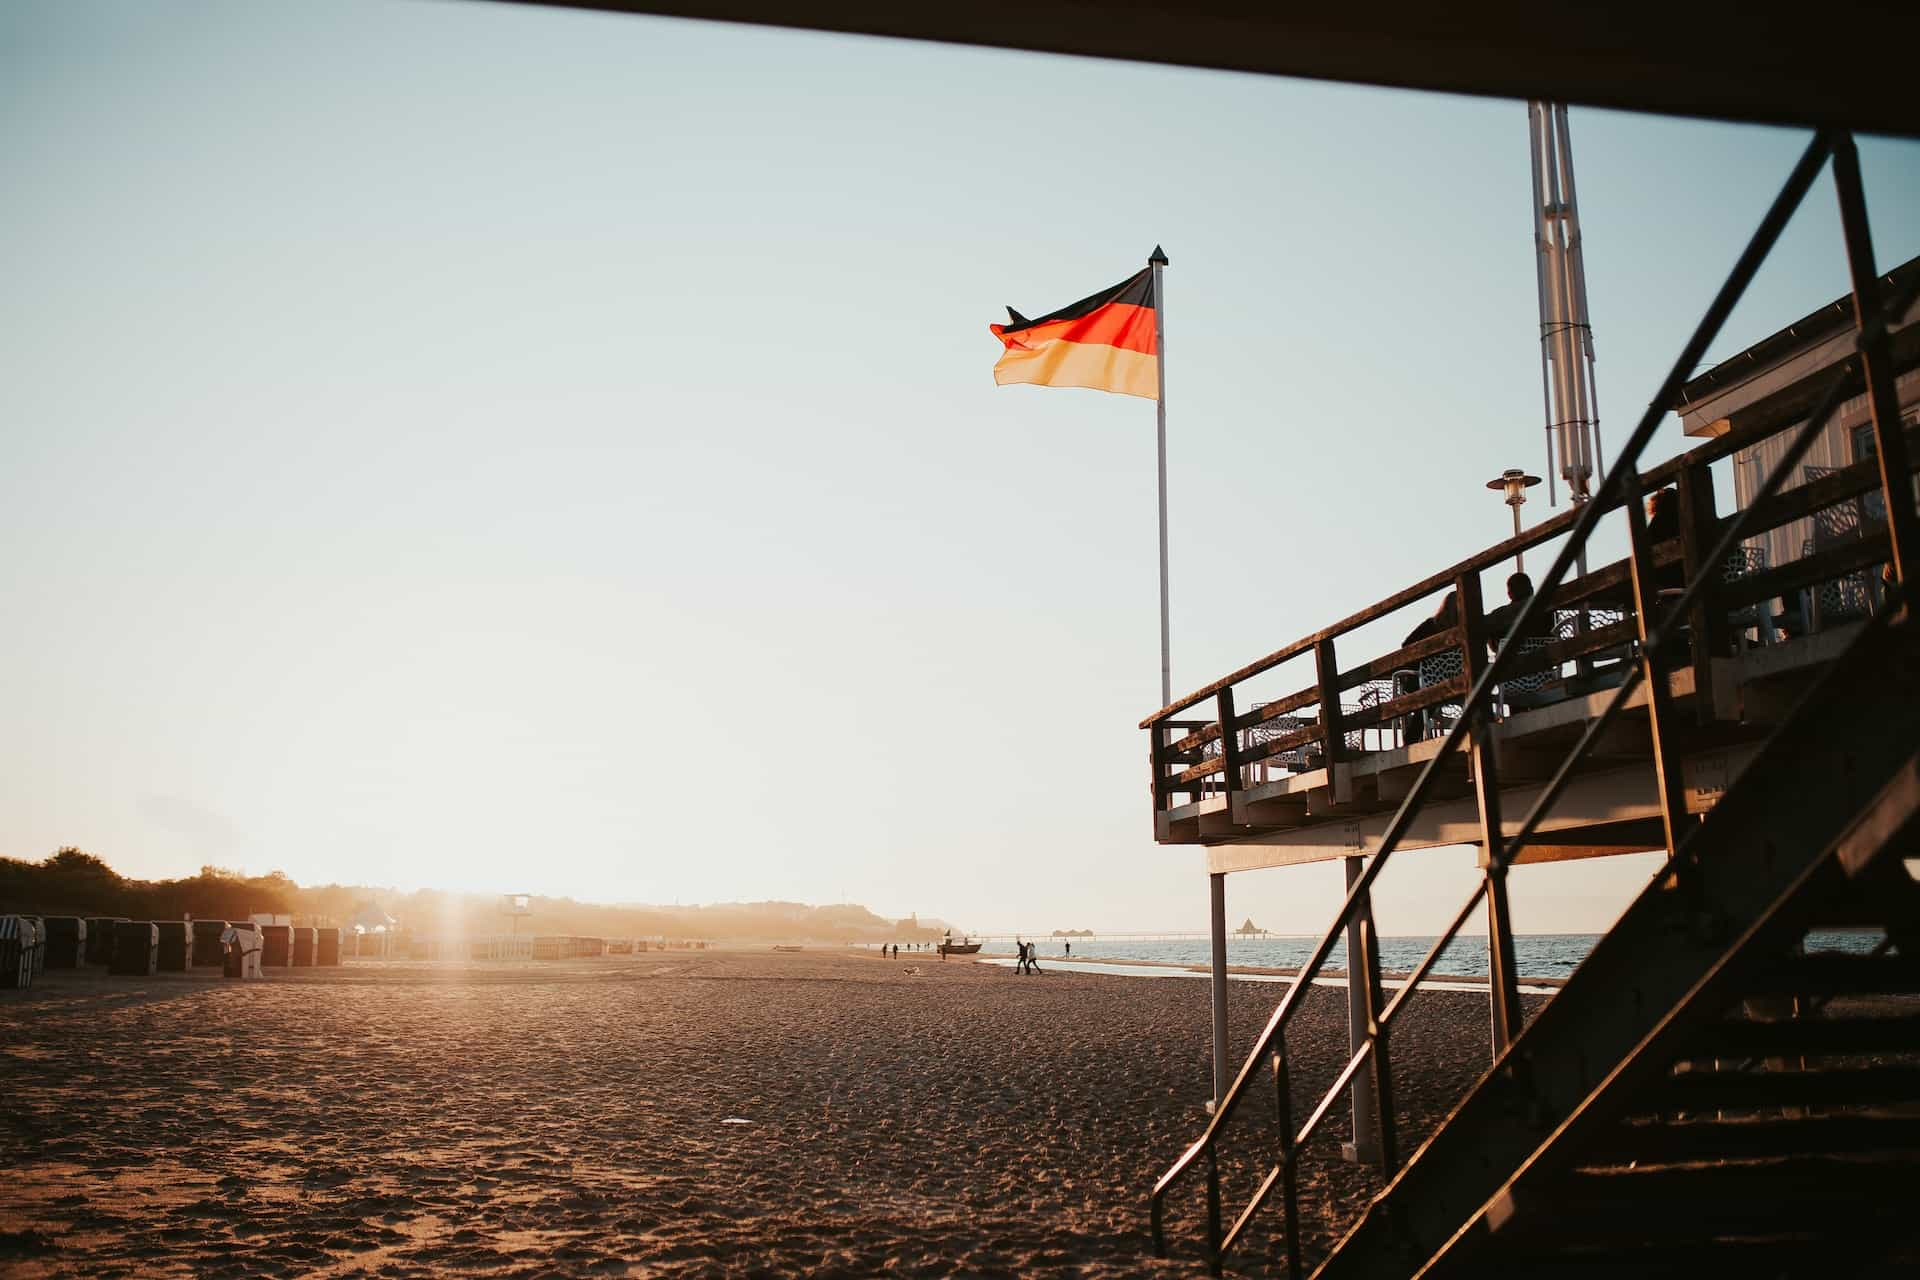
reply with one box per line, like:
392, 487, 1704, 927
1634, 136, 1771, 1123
1209, 872, 1230, 1108
1832, 131, 1919, 591
1341, 854, 1383, 1164
1676, 460, 1726, 722
1457, 571, 1524, 1054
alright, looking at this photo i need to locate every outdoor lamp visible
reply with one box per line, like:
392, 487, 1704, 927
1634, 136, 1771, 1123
1486, 468, 1542, 571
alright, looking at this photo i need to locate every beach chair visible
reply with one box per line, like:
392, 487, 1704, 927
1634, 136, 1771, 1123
155, 921, 190, 971
0, 917, 30, 990
220, 924, 264, 979
85, 917, 124, 966
42, 917, 85, 969
110, 922, 159, 976
21, 918, 46, 978
192, 919, 229, 967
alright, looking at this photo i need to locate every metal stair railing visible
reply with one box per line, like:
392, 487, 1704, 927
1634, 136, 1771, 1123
1147, 127, 1920, 1277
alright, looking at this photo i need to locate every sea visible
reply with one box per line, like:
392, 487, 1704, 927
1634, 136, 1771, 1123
960, 930, 1886, 980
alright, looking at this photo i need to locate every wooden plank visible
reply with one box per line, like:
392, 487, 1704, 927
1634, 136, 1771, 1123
1239, 722, 1321, 768
1167, 722, 1222, 755
1234, 793, 1310, 826
1747, 952, 1920, 997
1658, 1063, 1920, 1110
1233, 684, 1320, 730
1335, 630, 1460, 690
1585, 1111, 1920, 1166
1686, 1012, 1920, 1059
1497, 817, 1668, 865
1171, 753, 1226, 787
1340, 674, 1467, 734
1484, 1155, 1920, 1249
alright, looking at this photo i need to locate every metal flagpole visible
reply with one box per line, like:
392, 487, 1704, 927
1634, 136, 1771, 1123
1150, 245, 1171, 709
1150, 244, 1220, 1109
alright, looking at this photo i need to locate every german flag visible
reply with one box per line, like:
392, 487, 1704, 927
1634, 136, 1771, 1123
989, 266, 1158, 400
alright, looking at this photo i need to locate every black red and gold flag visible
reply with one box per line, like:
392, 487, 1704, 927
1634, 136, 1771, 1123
988, 268, 1158, 400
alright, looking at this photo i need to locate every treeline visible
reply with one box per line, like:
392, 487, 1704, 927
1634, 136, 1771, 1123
0, 848, 942, 942
0, 848, 298, 921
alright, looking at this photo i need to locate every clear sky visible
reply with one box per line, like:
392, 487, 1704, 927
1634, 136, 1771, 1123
5, 0, 1919, 935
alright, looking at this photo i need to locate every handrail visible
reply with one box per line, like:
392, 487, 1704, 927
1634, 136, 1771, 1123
1148, 127, 1851, 1274
1140, 250, 1920, 733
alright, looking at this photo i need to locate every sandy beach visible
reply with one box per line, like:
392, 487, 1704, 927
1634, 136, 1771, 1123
0, 950, 1540, 1277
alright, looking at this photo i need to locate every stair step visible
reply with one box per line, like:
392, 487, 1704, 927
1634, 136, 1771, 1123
1659, 1062, 1920, 1110
1687, 1011, 1920, 1058
1484, 1235, 1861, 1279
1587, 1110, 1920, 1164
1488, 1154, 1920, 1250
1746, 952, 1920, 997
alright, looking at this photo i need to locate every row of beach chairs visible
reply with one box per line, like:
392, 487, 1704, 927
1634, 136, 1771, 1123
0, 915, 344, 988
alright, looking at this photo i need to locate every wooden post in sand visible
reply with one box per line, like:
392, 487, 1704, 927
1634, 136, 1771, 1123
1208, 873, 1230, 1108
1341, 855, 1383, 1164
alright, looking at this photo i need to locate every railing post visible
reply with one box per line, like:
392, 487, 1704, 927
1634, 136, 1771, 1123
1457, 571, 1523, 1054
1314, 637, 1347, 785
1676, 459, 1728, 722
1341, 854, 1383, 1165
1149, 721, 1169, 824
1625, 482, 1697, 883
1832, 132, 1919, 590
1217, 688, 1242, 813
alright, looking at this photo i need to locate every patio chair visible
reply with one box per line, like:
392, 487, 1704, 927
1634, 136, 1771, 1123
1498, 636, 1559, 712
1720, 545, 1775, 650
1346, 678, 1401, 753
1415, 646, 1465, 740
1247, 709, 1313, 779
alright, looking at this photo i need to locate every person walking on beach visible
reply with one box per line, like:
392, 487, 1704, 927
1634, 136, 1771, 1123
1014, 938, 1029, 975
1026, 943, 1042, 975
1064, 940, 1071, 958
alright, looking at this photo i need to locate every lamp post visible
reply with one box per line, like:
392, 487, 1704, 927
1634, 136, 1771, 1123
1486, 469, 1542, 572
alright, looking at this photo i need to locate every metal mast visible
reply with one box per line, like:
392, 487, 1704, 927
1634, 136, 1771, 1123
1527, 102, 1604, 507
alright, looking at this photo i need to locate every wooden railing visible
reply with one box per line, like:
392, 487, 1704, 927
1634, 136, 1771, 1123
1145, 415, 1920, 824
1145, 129, 1920, 1278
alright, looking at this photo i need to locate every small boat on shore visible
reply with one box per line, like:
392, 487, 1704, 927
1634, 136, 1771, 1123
938, 935, 982, 956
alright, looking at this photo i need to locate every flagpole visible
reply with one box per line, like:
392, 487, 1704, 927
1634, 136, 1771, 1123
1150, 245, 1170, 709
1152, 244, 1222, 1108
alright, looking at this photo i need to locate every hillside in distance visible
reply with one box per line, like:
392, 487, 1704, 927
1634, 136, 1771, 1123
0, 848, 946, 943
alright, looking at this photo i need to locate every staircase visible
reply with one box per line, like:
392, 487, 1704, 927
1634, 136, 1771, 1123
1317, 604, 1920, 1279
1146, 129, 1920, 1279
